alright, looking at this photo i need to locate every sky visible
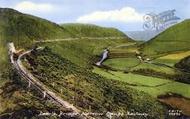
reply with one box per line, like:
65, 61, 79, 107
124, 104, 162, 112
0, 0, 190, 32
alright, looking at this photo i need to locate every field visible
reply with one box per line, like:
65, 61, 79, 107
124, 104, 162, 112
22, 48, 166, 118
154, 50, 190, 66
103, 58, 140, 70
131, 62, 178, 75
44, 38, 132, 68
100, 41, 190, 116
93, 67, 190, 98
1, 8, 190, 118
36, 36, 190, 117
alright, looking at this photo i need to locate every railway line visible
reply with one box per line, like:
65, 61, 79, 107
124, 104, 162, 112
8, 43, 86, 118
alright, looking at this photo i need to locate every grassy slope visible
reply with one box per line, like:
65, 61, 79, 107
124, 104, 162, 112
141, 19, 190, 56
131, 63, 178, 75
0, 8, 135, 117
103, 58, 140, 70
24, 47, 165, 118
102, 42, 141, 70
175, 55, 190, 72
0, 77, 63, 118
61, 23, 129, 37
45, 38, 132, 68
155, 50, 190, 66
0, 8, 131, 71
0, 9, 75, 115
2, 9, 73, 47
44, 25, 134, 68
0, 8, 73, 72
93, 67, 190, 98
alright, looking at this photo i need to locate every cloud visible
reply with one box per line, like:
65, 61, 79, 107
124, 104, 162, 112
14, 1, 54, 13
77, 7, 144, 23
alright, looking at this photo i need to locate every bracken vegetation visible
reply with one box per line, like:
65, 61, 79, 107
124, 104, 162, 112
0, 8, 132, 118
61, 23, 128, 37
24, 47, 166, 118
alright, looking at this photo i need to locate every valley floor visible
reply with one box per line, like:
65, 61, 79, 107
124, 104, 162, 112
1, 38, 190, 118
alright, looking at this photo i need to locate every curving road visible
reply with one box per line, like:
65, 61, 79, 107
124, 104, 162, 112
8, 43, 85, 118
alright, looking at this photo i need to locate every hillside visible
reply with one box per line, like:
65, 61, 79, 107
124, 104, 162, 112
0, 8, 74, 47
44, 38, 131, 69
0, 8, 129, 71
44, 24, 133, 68
23, 47, 165, 118
0, 8, 74, 118
0, 8, 73, 72
61, 23, 129, 38
0, 8, 133, 118
175, 55, 190, 73
140, 19, 190, 56
1, 7, 189, 118
126, 30, 160, 41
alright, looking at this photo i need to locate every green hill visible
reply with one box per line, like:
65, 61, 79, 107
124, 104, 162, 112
175, 55, 190, 73
44, 38, 132, 69
0, 8, 74, 116
0, 8, 74, 47
0, 8, 73, 71
140, 20, 190, 56
61, 23, 129, 38
0, 8, 134, 118
48, 24, 133, 69
23, 47, 165, 118
0, 8, 129, 71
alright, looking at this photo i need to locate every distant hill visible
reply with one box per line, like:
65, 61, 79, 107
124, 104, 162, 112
61, 23, 129, 38
126, 30, 161, 41
140, 20, 190, 56
0, 8, 73, 47
0, 7, 165, 119
0, 8, 129, 71
0, 8, 74, 71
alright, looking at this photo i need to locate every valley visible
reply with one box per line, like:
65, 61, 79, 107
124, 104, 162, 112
0, 8, 190, 119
